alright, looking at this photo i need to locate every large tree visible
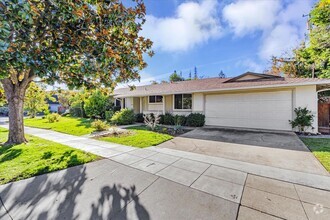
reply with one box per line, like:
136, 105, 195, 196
0, 0, 153, 144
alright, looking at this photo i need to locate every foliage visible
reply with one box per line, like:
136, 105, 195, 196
163, 112, 175, 125
0, 0, 153, 88
186, 113, 205, 127
289, 107, 314, 132
25, 117, 95, 136
105, 110, 114, 122
84, 90, 112, 119
110, 108, 135, 125
24, 82, 54, 118
174, 115, 187, 126
91, 120, 109, 131
0, 84, 6, 106
70, 102, 85, 118
144, 113, 160, 131
46, 113, 61, 123
301, 137, 330, 172
0, 127, 98, 185
135, 113, 144, 123
169, 71, 184, 82
99, 126, 172, 148
271, 0, 330, 78
57, 90, 77, 109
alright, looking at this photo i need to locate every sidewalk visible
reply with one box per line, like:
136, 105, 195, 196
0, 125, 330, 219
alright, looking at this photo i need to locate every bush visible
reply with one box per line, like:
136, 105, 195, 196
186, 113, 205, 127
46, 113, 61, 123
163, 112, 174, 125
84, 90, 112, 119
174, 115, 187, 126
70, 102, 84, 117
135, 113, 144, 123
91, 119, 109, 131
289, 107, 314, 133
110, 108, 135, 125
159, 114, 164, 124
105, 110, 114, 122
0, 107, 9, 116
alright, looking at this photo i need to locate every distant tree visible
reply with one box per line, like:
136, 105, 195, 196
169, 70, 184, 82
84, 90, 112, 119
24, 82, 54, 118
188, 71, 192, 80
150, 80, 158, 85
218, 70, 226, 78
194, 67, 198, 79
160, 80, 168, 84
57, 90, 77, 109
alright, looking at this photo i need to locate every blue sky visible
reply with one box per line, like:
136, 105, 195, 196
129, 0, 315, 86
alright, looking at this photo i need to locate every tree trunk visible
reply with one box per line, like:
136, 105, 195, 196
1, 76, 32, 145
6, 94, 27, 144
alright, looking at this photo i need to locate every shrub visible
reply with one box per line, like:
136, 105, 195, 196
135, 113, 144, 123
174, 115, 187, 126
163, 112, 174, 125
105, 110, 114, 122
289, 107, 314, 133
84, 90, 112, 119
70, 102, 84, 117
110, 108, 135, 125
46, 113, 61, 123
91, 119, 109, 131
159, 114, 164, 124
186, 113, 205, 127
0, 107, 9, 116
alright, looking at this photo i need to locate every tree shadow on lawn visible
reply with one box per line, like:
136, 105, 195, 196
0, 161, 149, 220
77, 118, 94, 129
0, 147, 22, 163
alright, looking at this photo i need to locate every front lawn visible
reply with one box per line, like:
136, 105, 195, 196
98, 126, 173, 148
0, 127, 99, 184
301, 137, 330, 172
24, 116, 95, 136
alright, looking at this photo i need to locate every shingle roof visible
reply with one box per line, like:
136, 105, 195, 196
113, 75, 330, 98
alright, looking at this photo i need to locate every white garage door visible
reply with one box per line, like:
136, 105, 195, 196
205, 90, 292, 130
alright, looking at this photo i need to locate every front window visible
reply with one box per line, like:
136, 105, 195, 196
149, 95, 163, 103
174, 94, 192, 109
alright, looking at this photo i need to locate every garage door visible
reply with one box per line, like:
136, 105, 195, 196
205, 90, 292, 130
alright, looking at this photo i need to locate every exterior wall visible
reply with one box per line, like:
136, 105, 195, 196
192, 93, 204, 113
293, 85, 318, 133
133, 97, 140, 113
49, 104, 61, 112
165, 95, 172, 112
125, 97, 134, 110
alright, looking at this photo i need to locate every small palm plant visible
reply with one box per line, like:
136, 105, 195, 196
289, 107, 314, 133
144, 113, 160, 131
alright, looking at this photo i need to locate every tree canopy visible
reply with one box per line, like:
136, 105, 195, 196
169, 70, 184, 82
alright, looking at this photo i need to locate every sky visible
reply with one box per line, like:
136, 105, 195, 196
126, 0, 315, 86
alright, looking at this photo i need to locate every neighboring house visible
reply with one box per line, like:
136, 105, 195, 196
47, 95, 66, 113
114, 72, 330, 133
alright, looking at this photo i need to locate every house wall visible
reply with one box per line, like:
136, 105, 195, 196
192, 93, 204, 113
125, 97, 134, 110
293, 85, 318, 133
133, 97, 140, 113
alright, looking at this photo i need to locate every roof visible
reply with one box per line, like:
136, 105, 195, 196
114, 72, 330, 98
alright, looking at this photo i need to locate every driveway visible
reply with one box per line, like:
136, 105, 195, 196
157, 127, 328, 175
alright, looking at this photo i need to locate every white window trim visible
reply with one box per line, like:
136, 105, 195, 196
173, 94, 192, 111
148, 95, 163, 105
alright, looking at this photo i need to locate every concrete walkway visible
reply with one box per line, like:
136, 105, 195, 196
0, 125, 330, 219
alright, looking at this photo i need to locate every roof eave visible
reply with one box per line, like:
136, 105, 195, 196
113, 80, 330, 98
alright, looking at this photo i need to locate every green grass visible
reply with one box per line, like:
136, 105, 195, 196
24, 116, 95, 136
98, 126, 173, 148
0, 127, 99, 184
301, 138, 330, 172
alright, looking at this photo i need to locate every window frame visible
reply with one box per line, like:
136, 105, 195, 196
148, 95, 163, 104
173, 94, 192, 110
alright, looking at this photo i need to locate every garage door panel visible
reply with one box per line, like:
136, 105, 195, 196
205, 91, 292, 130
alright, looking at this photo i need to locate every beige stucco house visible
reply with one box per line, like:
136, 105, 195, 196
113, 72, 330, 133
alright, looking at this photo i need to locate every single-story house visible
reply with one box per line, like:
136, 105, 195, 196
113, 72, 330, 133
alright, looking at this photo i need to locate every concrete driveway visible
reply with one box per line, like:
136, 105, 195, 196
157, 127, 328, 175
